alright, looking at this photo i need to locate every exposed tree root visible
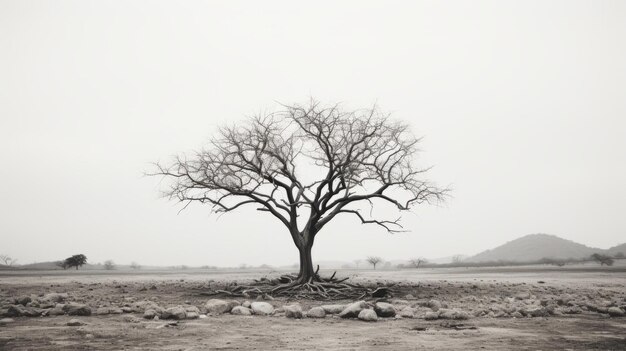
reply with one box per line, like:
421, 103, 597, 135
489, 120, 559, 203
199, 268, 394, 300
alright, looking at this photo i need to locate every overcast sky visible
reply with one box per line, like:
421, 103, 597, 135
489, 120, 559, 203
1, 0, 625, 267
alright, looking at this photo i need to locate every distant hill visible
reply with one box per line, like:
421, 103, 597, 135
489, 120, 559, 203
606, 243, 626, 256
465, 233, 616, 262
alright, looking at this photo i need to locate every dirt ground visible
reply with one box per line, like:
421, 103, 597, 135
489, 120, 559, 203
1, 266, 625, 350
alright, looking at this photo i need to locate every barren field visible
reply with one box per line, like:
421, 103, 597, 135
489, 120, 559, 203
1, 266, 625, 350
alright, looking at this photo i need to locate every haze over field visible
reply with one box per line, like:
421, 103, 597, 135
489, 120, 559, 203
1, 0, 625, 267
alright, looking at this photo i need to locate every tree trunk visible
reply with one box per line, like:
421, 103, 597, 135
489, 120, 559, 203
297, 243, 315, 283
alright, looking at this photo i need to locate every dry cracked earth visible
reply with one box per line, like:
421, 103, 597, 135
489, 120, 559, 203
0, 267, 625, 350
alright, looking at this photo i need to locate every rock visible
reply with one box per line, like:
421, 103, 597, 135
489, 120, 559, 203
63, 303, 91, 316
0, 318, 14, 326
230, 306, 253, 315
184, 306, 200, 314
557, 294, 574, 305
608, 307, 625, 317
399, 306, 417, 318
306, 307, 326, 318
6, 305, 26, 317
48, 304, 65, 316
42, 293, 68, 304
439, 309, 469, 320
321, 304, 346, 314
131, 300, 163, 313
242, 301, 252, 308
562, 306, 582, 315
205, 299, 240, 315
163, 306, 187, 320
358, 309, 378, 322
250, 302, 274, 315
96, 307, 123, 315
121, 307, 133, 313
6, 305, 40, 317
66, 318, 86, 326
339, 301, 368, 319
524, 307, 548, 317
374, 302, 396, 317
515, 292, 531, 300
143, 309, 158, 319
15, 296, 32, 306
405, 294, 415, 299
186, 312, 200, 319
284, 304, 303, 319
427, 300, 442, 312
511, 311, 523, 318
424, 312, 439, 320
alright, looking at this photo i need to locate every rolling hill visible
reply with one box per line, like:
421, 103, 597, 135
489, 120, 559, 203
465, 233, 620, 262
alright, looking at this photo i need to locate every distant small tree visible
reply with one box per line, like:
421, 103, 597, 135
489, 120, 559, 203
56, 260, 68, 270
615, 252, 625, 259
103, 260, 115, 270
130, 262, 141, 269
0, 254, 17, 266
353, 259, 362, 269
451, 255, 463, 264
64, 254, 88, 270
590, 253, 614, 266
367, 256, 382, 269
409, 257, 427, 268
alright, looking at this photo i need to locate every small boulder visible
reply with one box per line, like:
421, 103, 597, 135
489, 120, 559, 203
306, 307, 326, 318
143, 309, 158, 319
524, 307, 548, 317
186, 312, 200, 319
63, 303, 91, 316
424, 311, 439, 320
0, 318, 15, 325
321, 304, 346, 314
284, 304, 303, 319
230, 306, 253, 315
339, 301, 367, 319
399, 306, 417, 318
48, 304, 66, 316
242, 301, 252, 308
205, 299, 239, 315
66, 318, 86, 326
42, 293, 68, 304
608, 307, 625, 317
163, 306, 187, 320
374, 302, 396, 318
427, 299, 442, 312
358, 309, 378, 322
250, 302, 274, 315
15, 296, 31, 306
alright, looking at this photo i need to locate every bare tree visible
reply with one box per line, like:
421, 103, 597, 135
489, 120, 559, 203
409, 257, 427, 268
0, 254, 17, 266
103, 260, 115, 270
152, 100, 447, 288
367, 256, 382, 269
451, 255, 463, 264
130, 262, 141, 270
353, 259, 362, 269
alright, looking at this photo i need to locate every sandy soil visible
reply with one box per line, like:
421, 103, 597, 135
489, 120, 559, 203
1, 266, 625, 350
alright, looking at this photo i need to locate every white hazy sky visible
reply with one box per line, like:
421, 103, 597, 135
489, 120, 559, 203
1, 0, 625, 267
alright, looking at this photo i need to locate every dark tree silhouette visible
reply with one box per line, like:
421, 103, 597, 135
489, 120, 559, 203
153, 100, 447, 290
64, 254, 88, 270
0, 254, 17, 266
409, 257, 427, 268
590, 253, 614, 266
367, 256, 382, 269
